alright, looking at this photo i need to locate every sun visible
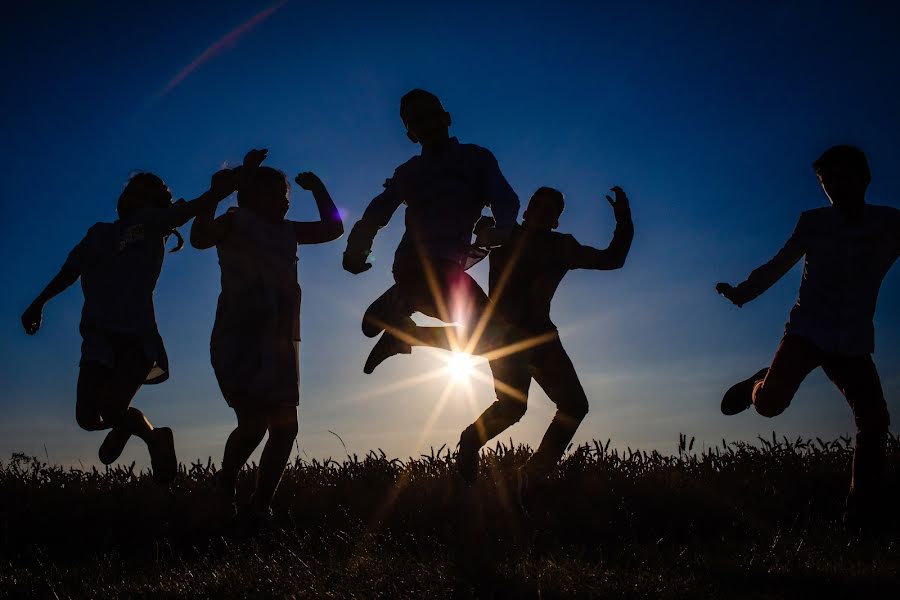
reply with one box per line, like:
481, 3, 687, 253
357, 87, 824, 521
445, 351, 475, 381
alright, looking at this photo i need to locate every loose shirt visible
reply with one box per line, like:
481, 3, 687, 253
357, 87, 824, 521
360, 137, 519, 271
732, 204, 900, 355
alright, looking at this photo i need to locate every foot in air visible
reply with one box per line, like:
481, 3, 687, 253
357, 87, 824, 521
364, 330, 412, 374
721, 368, 768, 415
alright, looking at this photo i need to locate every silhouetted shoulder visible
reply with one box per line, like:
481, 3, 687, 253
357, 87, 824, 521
384, 156, 422, 190
459, 143, 501, 167
865, 203, 900, 220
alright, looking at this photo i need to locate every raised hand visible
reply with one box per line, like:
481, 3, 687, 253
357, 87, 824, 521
21, 301, 43, 335
605, 186, 631, 221
342, 251, 372, 274
209, 169, 238, 199
715, 282, 743, 307
295, 171, 324, 191
243, 148, 268, 170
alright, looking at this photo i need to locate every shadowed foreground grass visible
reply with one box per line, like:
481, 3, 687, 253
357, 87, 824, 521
1, 434, 898, 598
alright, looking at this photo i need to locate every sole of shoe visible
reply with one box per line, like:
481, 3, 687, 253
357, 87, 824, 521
721, 367, 769, 416
150, 427, 177, 485
98, 428, 132, 465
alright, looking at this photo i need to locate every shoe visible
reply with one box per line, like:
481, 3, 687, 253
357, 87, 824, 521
210, 473, 238, 523
362, 289, 406, 338
363, 331, 412, 374
148, 427, 178, 485
721, 368, 768, 416
456, 434, 480, 485
99, 428, 131, 465
238, 505, 275, 533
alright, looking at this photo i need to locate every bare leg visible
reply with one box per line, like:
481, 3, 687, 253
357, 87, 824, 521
218, 403, 268, 494
250, 406, 299, 511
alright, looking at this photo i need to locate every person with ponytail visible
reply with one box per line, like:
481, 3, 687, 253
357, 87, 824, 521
21, 168, 237, 484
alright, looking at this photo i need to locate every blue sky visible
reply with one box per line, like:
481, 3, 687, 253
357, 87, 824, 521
2, 1, 898, 467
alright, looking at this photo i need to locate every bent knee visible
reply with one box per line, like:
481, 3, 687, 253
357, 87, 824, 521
752, 386, 790, 418
76, 413, 104, 431
566, 396, 589, 421
269, 421, 299, 442
753, 400, 786, 418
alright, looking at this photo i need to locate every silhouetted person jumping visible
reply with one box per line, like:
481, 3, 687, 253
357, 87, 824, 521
21, 169, 237, 483
343, 89, 519, 377
453, 186, 633, 494
191, 149, 344, 526
717, 145, 899, 526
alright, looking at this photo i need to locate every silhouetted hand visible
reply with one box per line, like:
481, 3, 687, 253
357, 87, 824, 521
342, 251, 372, 274
21, 302, 43, 335
473, 215, 496, 237
716, 282, 744, 307
210, 169, 238, 199
243, 148, 268, 170
295, 172, 324, 191
474, 226, 509, 248
605, 186, 631, 221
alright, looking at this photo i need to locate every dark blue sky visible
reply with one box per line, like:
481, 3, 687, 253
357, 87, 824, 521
2, 1, 898, 466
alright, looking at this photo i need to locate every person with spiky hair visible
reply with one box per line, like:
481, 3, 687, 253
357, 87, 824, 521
343, 89, 519, 374
717, 145, 899, 526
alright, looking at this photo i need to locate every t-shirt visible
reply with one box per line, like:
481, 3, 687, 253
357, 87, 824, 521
732, 204, 900, 355
489, 220, 634, 335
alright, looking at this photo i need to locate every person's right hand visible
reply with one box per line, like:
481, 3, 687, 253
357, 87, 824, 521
21, 302, 43, 335
243, 148, 268, 170
715, 282, 743, 307
342, 251, 372, 275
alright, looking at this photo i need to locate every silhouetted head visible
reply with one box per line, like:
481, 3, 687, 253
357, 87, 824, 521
117, 172, 184, 252
117, 172, 172, 219
400, 89, 451, 147
813, 145, 869, 217
238, 166, 290, 221
523, 187, 565, 231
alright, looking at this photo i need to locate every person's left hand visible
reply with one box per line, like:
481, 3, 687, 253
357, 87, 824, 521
605, 186, 631, 221
295, 172, 324, 191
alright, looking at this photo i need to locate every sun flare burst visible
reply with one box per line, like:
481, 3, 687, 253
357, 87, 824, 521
445, 351, 476, 381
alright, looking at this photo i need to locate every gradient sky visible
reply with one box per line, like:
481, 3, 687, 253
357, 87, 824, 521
2, 1, 899, 468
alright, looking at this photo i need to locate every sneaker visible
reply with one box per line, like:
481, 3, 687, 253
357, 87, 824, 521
238, 505, 275, 533
456, 434, 480, 485
363, 331, 412, 374
362, 288, 406, 338
99, 428, 131, 465
721, 368, 768, 416
148, 427, 177, 485
211, 473, 238, 522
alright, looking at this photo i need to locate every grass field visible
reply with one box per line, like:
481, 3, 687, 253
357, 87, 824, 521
1, 434, 898, 598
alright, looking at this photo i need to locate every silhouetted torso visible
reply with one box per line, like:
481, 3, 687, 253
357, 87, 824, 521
788, 204, 900, 354
362, 137, 519, 271
212, 207, 300, 404
488, 225, 572, 334
65, 204, 194, 382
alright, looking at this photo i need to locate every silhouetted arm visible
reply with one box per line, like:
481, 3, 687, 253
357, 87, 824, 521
474, 149, 519, 247
292, 172, 344, 245
565, 186, 634, 270
718, 216, 807, 307
188, 169, 243, 249
21, 239, 85, 334
343, 174, 405, 274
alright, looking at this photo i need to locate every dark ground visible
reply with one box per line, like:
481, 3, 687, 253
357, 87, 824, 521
1, 434, 898, 598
